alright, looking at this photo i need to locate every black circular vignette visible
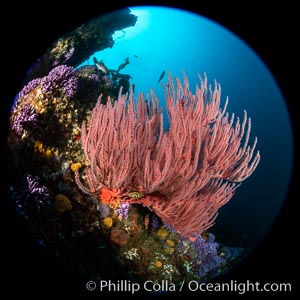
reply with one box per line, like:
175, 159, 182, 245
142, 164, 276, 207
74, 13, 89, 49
1, 1, 298, 298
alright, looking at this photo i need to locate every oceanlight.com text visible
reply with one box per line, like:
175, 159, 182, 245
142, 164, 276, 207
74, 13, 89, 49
86, 279, 292, 294
188, 280, 292, 294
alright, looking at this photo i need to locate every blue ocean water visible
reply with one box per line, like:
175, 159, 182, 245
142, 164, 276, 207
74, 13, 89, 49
79, 6, 294, 247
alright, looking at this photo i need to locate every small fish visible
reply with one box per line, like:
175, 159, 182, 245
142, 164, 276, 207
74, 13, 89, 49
117, 63, 127, 72
93, 57, 108, 74
117, 57, 130, 72
157, 70, 166, 83
134, 54, 138, 58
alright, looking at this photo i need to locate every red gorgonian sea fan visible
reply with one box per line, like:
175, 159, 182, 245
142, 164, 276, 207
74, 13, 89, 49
75, 72, 260, 237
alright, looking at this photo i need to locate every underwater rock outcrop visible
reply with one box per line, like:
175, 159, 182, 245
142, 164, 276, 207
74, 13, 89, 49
25, 8, 137, 82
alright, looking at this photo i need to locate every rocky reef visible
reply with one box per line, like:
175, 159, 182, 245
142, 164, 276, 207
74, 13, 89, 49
24, 8, 137, 82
